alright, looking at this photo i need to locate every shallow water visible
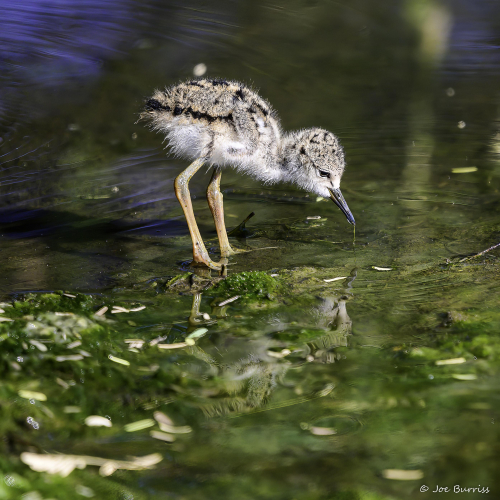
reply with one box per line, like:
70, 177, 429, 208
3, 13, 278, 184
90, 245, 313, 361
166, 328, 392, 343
1, 0, 500, 499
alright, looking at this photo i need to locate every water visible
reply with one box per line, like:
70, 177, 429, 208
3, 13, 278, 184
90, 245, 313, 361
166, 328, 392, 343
1, 0, 500, 498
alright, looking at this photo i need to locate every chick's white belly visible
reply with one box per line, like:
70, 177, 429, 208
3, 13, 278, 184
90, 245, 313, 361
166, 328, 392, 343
167, 123, 282, 183
167, 123, 211, 160
210, 135, 249, 166
168, 122, 251, 167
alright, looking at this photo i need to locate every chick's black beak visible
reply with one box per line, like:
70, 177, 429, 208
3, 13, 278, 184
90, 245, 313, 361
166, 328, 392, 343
329, 188, 355, 225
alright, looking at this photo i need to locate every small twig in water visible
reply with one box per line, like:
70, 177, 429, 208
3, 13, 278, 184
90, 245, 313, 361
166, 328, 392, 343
459, 241, 500, 262
218, 295, 240, 307
246, 246, 279, 252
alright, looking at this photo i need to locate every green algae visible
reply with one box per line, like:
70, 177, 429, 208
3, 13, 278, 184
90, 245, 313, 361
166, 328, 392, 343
9, 292, 95, 317
212, 271, 282, 300
1, 258, 500, 499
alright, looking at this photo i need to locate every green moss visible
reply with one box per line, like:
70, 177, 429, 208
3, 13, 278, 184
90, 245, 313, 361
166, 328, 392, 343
213, 271, 282, 300
9, 292, 95, 317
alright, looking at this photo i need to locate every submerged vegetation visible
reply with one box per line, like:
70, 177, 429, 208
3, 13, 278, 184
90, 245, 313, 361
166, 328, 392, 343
1, 256, 500, 498
211, 271, 282, 300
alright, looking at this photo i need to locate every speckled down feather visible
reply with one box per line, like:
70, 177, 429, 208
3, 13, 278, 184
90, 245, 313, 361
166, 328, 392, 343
141, 78, 346, 198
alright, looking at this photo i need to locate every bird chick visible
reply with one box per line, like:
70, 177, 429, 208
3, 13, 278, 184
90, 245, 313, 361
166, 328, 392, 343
140, 78, 354, 270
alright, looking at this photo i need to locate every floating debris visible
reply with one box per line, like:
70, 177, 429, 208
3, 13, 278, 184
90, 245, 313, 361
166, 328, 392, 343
150, 430, 176, 442
29, 340, 48, 352
84, 416, 112, 427
108, 355, 130, 366
95, 306, 108, 316
316, 383, 335, 397
457, 121, 466, 129
382, 469, 424, 480
0, 317, 14, 322
124, 419, 155, 432
186, 328, 208, 340
63, 293, 76, 298
149, 335, 168, 346
266, 349, 291, 359
459, 241, 500, 262
20, 451, 162, 477
18, 390, 47, 401
157, 422, 192, 434
310, 426, 336, 436
157, 341, 194, 349
153, 411, 174, 426
306, 215, 322, 220
111, 306, 129, 314
323, 277, 347, 283
452, 374, 477, 380
435, 357, 466, 366
452, 167, 477, 174
111, 305, 146, 314
66, 341, 82, 349
372, 266, 392, 271
56, 355, 84, 362
218, 296, 240, 307
153, 411, 191, 434
125, 339, 145, 349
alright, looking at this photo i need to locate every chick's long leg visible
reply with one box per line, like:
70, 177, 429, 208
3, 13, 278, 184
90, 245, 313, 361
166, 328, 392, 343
175, 157, 221, 270
207, 166, 244, 258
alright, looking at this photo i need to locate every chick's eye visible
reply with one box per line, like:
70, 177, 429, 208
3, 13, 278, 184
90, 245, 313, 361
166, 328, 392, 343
318, 170, 330, 179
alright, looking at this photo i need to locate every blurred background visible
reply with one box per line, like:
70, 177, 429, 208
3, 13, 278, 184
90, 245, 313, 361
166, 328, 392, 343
1, 1, 500, 499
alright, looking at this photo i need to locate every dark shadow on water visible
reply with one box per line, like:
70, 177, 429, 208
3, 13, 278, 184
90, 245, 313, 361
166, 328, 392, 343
0, 209, 186, 240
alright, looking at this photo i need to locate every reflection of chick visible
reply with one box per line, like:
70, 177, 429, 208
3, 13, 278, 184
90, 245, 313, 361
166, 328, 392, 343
200, 353, 289, 417
310, 298, 352, 350
190, 283, 353, 417
236, 354, 287, 408
309, 298, 352, 364
260, 293, 352, 352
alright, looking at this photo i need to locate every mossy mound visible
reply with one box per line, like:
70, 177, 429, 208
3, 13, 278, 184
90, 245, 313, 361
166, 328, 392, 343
9, 292, 96, 317
212, 271, 281, 300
